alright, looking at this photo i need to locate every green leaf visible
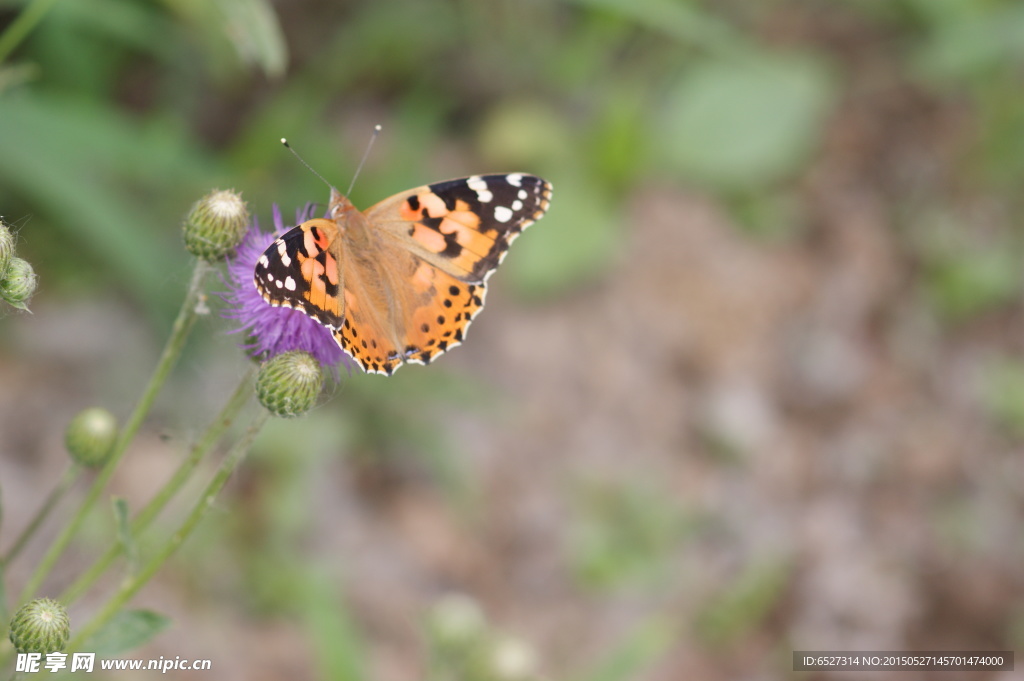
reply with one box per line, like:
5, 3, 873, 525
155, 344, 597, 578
81, 609, 171, 656
0, 0, 61, 65
663, 53, 836, 189
160, 0, 287, 78
211, 0, 287, 78
111, 497, 137, 571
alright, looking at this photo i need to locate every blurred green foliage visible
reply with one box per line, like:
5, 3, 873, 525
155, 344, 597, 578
0, 0, 847, 312
981, 357, 1024, 439
426, 594, 543, 681
662, 55, 835, 190
302, 571, 368, 681
81, 609, 171, 657
573, 617, 676, 681
694, 559, 790, 646
570, 478, 696, 590
3, 0, 1024, 322
912, 209, 1021, 322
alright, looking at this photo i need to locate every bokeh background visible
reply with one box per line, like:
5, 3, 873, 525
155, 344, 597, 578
2, 0, 1024, 679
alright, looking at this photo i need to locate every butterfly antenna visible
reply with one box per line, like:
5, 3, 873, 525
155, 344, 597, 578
280, 138, 336, 191
347, 124, 382, 196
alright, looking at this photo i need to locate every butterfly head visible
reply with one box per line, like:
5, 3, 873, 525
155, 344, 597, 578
328, 187, 357, 221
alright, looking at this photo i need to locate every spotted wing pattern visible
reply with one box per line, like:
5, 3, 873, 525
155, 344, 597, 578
367, 173, 553, 283
254, 174, 552, 375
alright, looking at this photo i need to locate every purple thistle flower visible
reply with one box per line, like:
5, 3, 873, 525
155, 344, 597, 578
221, 205, 350, 374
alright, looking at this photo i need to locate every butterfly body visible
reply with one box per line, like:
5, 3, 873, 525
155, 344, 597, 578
255, 174, 552, 375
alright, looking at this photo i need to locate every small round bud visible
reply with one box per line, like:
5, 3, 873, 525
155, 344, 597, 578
9, 598, 70, 654
0, 256, 37, 311
489, 636, 539, 681
256, 351, 323, 417
428, 593, 487, 650
183, 189, 249, 261
0, 219, 15, 277
65, 407, 119, 467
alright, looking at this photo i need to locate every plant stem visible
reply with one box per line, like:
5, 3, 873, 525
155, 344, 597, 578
67, 409, 269, 652
0, 562, 7, 625
59, 368, 255, 604
18, 260, 212, 605
0, 0, 62, 65
1, 465, 80, 568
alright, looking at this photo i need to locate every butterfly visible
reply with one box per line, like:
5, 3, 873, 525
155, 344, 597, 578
254, 174, 553, 375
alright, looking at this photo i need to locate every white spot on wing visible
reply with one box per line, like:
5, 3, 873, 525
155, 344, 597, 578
467, 176, 493, 203
494, 206, 513, 223
506, 174, 523, 187
284, 277, 296, 291
511, 200, 523, 211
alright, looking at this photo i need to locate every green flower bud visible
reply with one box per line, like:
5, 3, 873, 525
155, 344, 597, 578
0, 219, 14, 278
256, 351, 323, 417
9, 598, 70, 654
182, 189, 249, 261
65, 407, 119, 468
428, 593, 486, 650
0, 257, 36, 311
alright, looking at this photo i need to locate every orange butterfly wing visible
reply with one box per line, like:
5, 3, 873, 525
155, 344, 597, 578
256, 174, 552, 375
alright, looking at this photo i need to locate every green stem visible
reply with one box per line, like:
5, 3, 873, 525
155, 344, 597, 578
59, 369, 255, 604
0, 562, 7, 625
67, 410, 269, 652
1, 465, 80, 568
0, 0, 62, 65
18, 260, 212, 605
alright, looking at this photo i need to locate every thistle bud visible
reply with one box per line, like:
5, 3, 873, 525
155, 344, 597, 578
0, 219, 14, 278
65, 407, 119, 468
182, 189, 249, 261
0, 257, 37, 311
256, 351, 323, 417
8, 599, 70, 654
